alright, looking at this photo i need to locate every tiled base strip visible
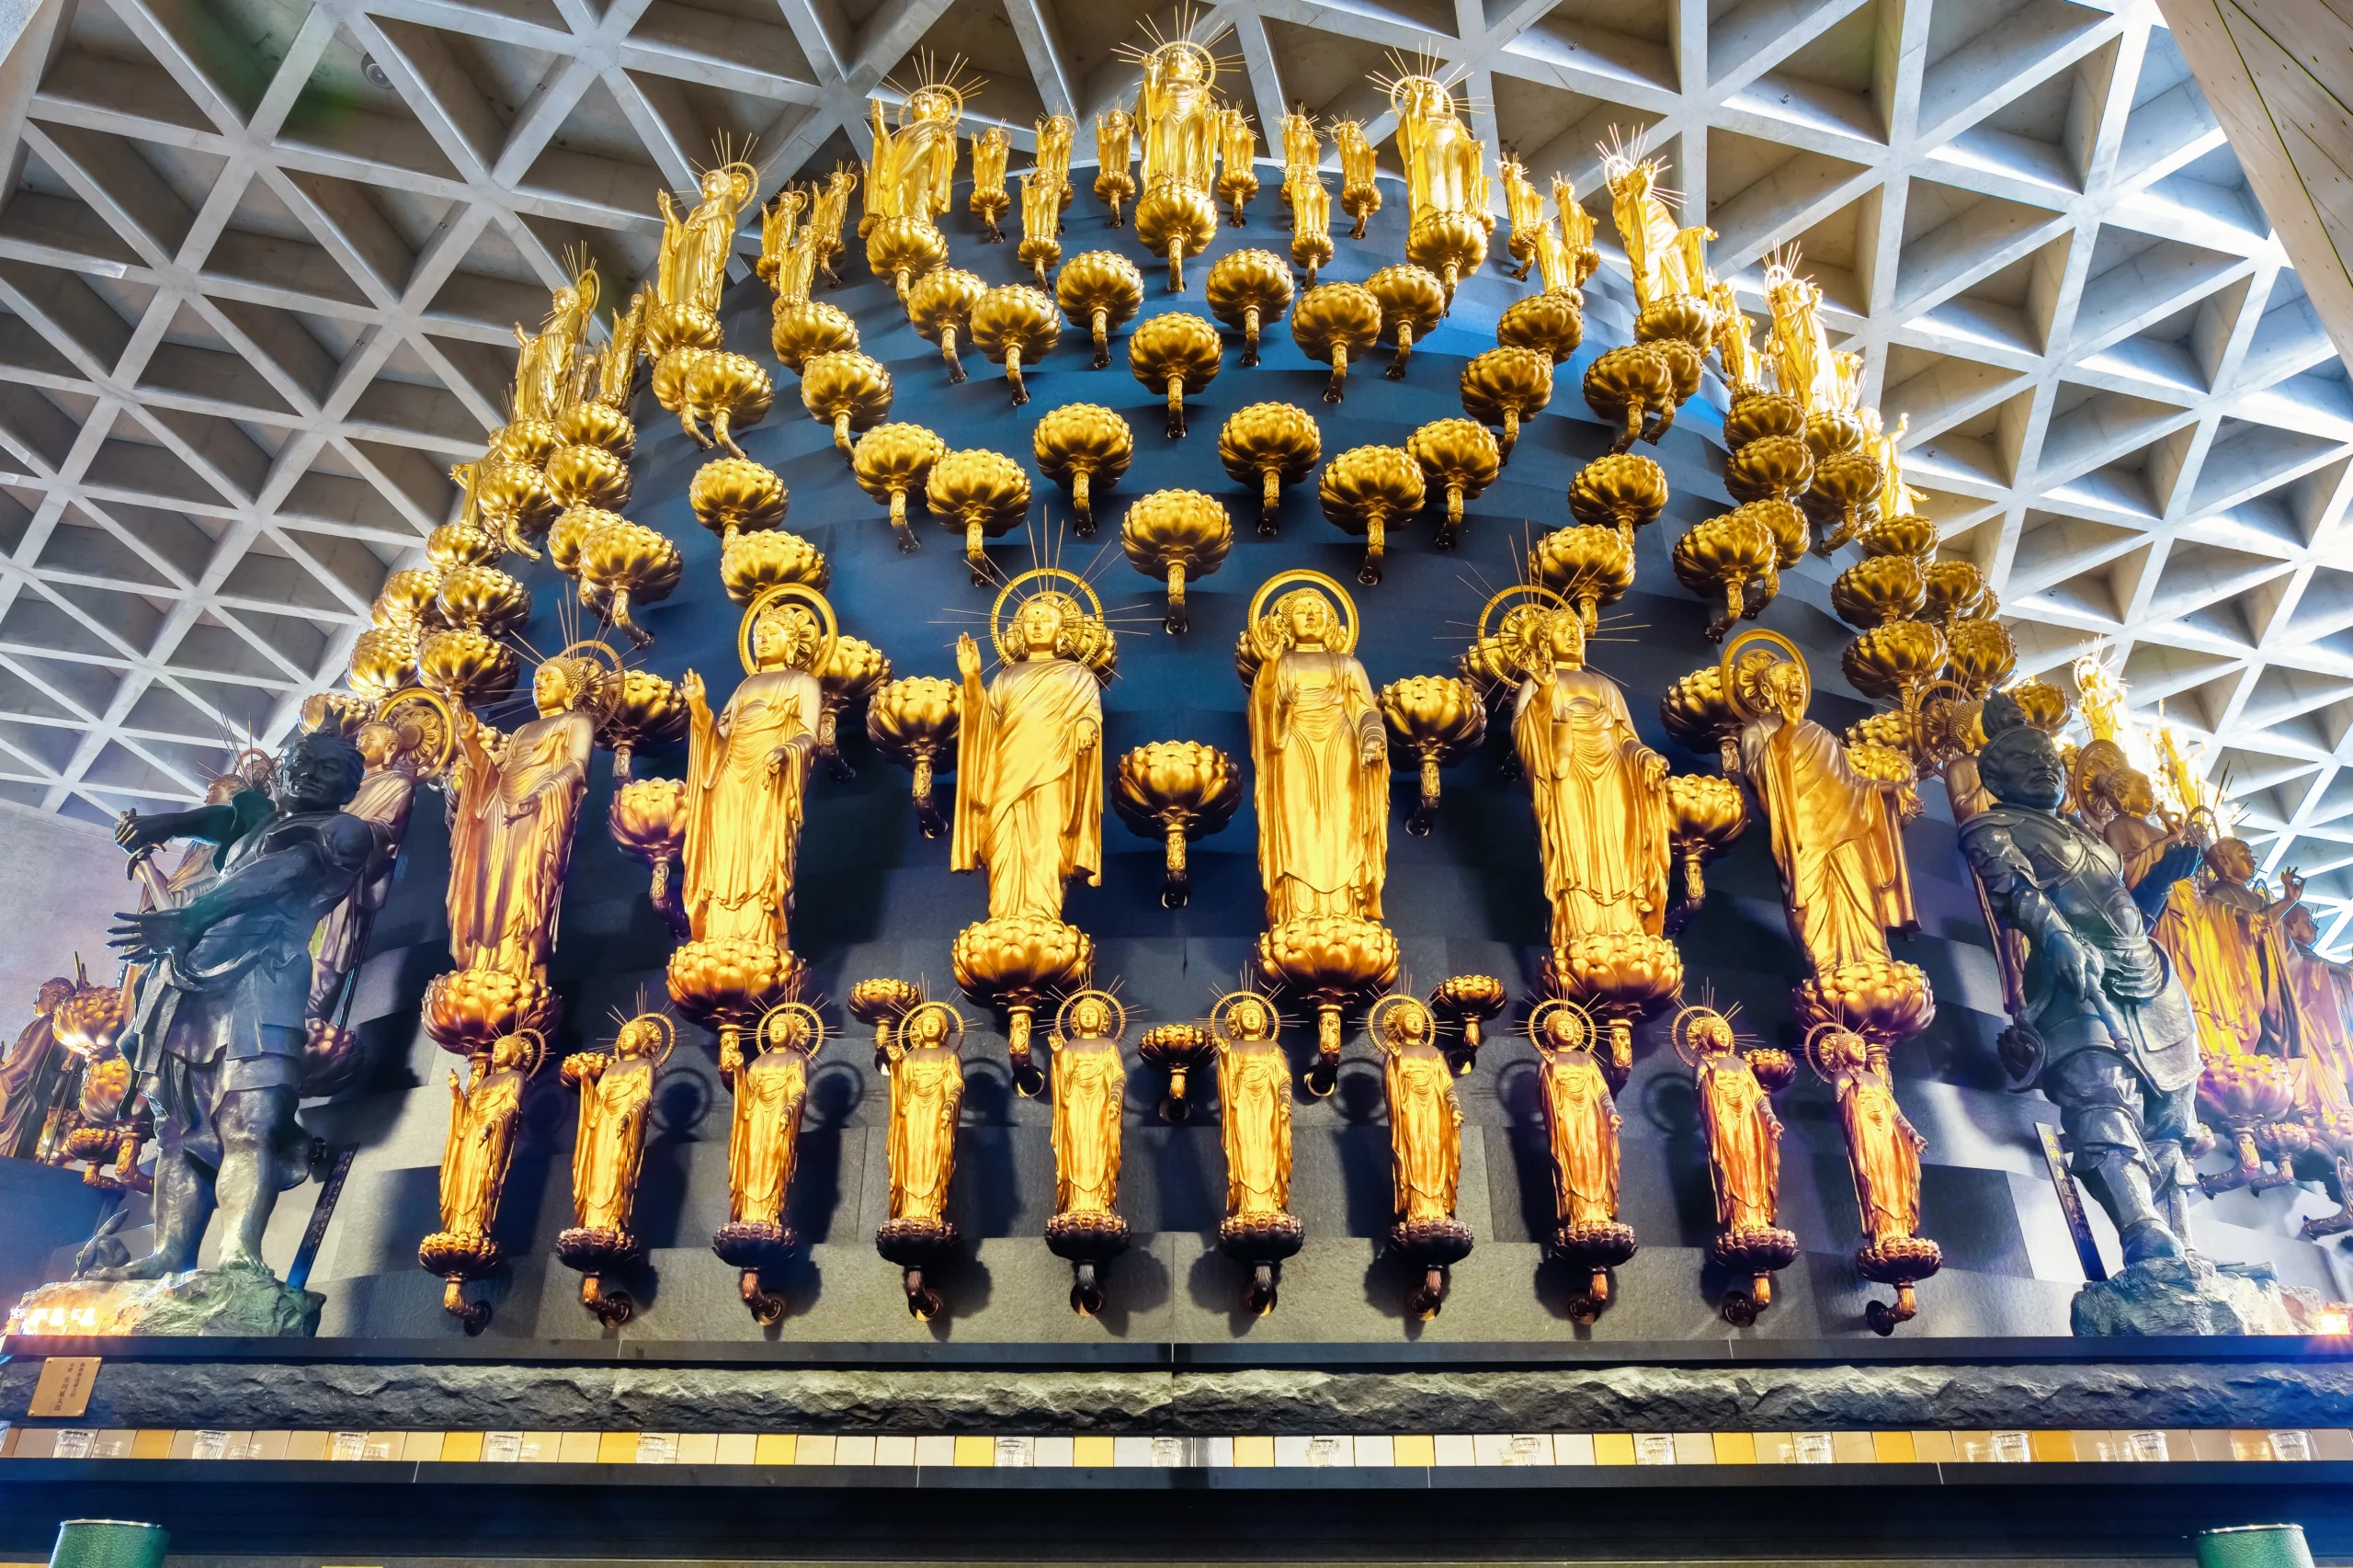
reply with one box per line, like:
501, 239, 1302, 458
5, 1426, 2347, 1467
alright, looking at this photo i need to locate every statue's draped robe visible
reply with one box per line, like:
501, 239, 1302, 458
729, 1048, 808, 1224
888, 1050, 963, 1222
573, 1059, 652, 1233
1835, 1065, 1923, 1244
440, 1062, 526, 1239
1385, 1048, 1461, 1223
1251, 647, 1386, 924
1217, 1041, 1292, 1217
446, 710, 594, 978
2152, 880, 2294, 1062
1737, 712, 1915, 972
952, 656, 1101, 922
1698, 1055, 1779, 1231
1514, 667, 1668, 943
1540, 1051, 1620, 1227
684, 669, 821, 946
1051, 1038, 1125, 1215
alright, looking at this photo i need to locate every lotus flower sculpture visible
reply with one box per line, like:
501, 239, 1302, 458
577, 517, 682, 649
1111, 740, 1242, 906
1320, 444, 1427, 585
800, 350, 893, 458
608, 774, 688, 936
906, 266, 986, 383
1405, 418, 1500, 551
1581, 345, 1673, 453
720, 528, 829, 608
1032, 403, 1133, 534
1120, 489, 1232, 633
1366, 264, 1446, 380
852, 422, 949, 552
1381, 675, 1488, 835
970, 283, 1061, 405
688, 457, 788, 549
1290, 281, 1382, 403
1205, 248, 1294, 366
1056, 250, 1145, 367
1673, 511, 1779, 641
1134, 182, 1219, 292
1461, 347, 1552, 461
867, 675, 960, 836
1529, 524, 1634, 631
926, 448, 1031, 584
1219, 402, 1322, 534
1128, 311, 1223, 437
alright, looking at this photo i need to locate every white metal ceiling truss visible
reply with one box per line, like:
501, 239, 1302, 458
0, 0, 2347, 940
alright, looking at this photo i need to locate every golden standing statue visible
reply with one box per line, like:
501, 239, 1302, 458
868, 73, 966, 224
1134, 37, 1222, 196
1212, 991, 1302, 1312
419, 1027, 545, 1330
877, 999, 966, 1319
681, 587, 833, 948
715, 1000, 825, 1323
1679, 1003, 1796, 1323
1513, 606, 1669, 947
1722, 632, 1920, 985
655, 160, 757, 340
951, 585, 1104, 922
2284, 904, 2353, 1113
1811, 1024, 1939, 1331
1046, 990, 1131, 1313
512, 262, 598, 426
556, 1012, 670, 1325
1529, 999, 1635, 1319
1375, 994, 1472, 1319
444, 645, 612, 981
1248, 578, 1386, 925
2151, 840, 2299, 1062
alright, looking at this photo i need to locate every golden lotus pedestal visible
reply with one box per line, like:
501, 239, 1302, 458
416, 1231, 502, 1334
666, 938, 804, 1077
1222, 1212, 1305, 1316
1391, 1217, 1474, 1321
951, 915, 1095, 1097
1257, 915, 1401, 1096
420, 967, 559, 1058
1542, 932, 1685, 1085
553, 1225, 640, 1328
1794, 959, 1935, 1048
876, 1217, 957, 1320
1711, 1222, 1800, 1325
1859, 1234, 1943, 1335
1551, 1219, 1637, 1324
1045, 1210, 1131, 1316
712, 1220, 798, 1324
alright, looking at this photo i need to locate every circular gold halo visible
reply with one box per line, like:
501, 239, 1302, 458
1669, 1005, 1732, 1068
1365, 993, 1434, 1056
1145, 38, 1220, 93
1802, 1019, 1868, 1084
545, 640, 625, 722
1247, 569, 1358, 657
740, 582, 839, 676
1476, 583, 1572, 680
1386, 72, 1453, 119
1717, 627, 1805, 724
1053, 987, 1127, 1044
989, 567, 1103, 662
511, 1028, 551, 1077
758, 1000, 827, 1060
1210, 990, 1278, 1045
1524, 996, 1596, 1060
900, 999, 967, 1056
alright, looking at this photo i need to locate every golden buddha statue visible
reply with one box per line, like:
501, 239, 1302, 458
2153, 838, 2299, 1062
445, 644, 612, 981
1513, 603, 1670, 949
1047, 989, 1131, 1313
878, 998, 966, 1317
680, 586, 833, 949
756, 185, 806, 284
1375, 994, 1472, 1318
2074, 740, 2196, 895
1722, 632, 1917, 977
1765, 261, 1836, 410
308, 702, 441, 1023
716, 1000, 824, 1322
868, 73, 965, 223
1212, 990, 1302, 1312
421, 1027, 543, 1328
556, 1011, 668, 1324
1529, 999, 1634, 1319
1679, 1003, 1796, 1323
951, 579, 1104, 923
1603, 151, 1686, 310
1812, 1024, 1938, 1330
1247, 575, 1386, 925
1133, 34, 1222, 196
2283, 903, 2353, 1115
809, 165, 858, 286
1280, 108, 1318, 192
511, 261, 597, 426
1389, 72, 1480, 222
655, 158, 757, 335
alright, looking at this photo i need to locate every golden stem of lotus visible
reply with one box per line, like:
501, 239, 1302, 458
1165, 561, 1188, 633
964, 518, 988, 584
1418, 753, 1442, 827
1090, 308, 1110, 368
1165, 378, 1187, 438
1325, 342, 1348, 404
832, 411, 852, 455
1501, 409, 1521, 460
1683, 849, 1708, 907
1072, 470, 1092, 525
1388, 323, 1415, 381
890, 488, 915, 551
1439, 483, 1464, 551
1359, 515, 1385, 585
1244, 305, 1261, 367
1260, 470, 1280, 531
941, 324, 966, 383
1168, 239, 1186, 294
1005, 345, 1028, 406
894, 267, 913, 308
1009, 1006, 1041, 1097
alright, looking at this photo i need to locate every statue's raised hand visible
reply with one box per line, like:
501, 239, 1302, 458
956, 633, 983, 679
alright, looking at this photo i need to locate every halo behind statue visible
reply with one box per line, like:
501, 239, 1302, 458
1802, 1020, 1868, 1084
1054, 987, 1129, 1043
1366, 993, 1434, 1055
1668, 1004, 1733, 1067
1525, 996, 1597, 1060
899, 1000, 968, 1056
617, 1011, 679, 1069
1210, 989, 1279, 1043
545, 641, 625, 723
990, 566, 1108, 665
739, 582, 839, 676
1718, 627, 1806, 724
1247, 568, 1358, 657
510, 1028, 552, 1077
758, 1000, 827, 1060
1476, 584, 1573, 681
